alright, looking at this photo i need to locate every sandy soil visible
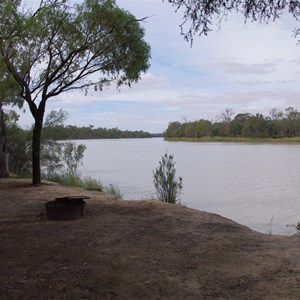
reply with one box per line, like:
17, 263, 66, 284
1, 178, 300, 299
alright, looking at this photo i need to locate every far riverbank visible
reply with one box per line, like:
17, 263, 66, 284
165, 136, 300, 143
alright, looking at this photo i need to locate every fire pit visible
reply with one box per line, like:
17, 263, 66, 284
45, 196, 89, 220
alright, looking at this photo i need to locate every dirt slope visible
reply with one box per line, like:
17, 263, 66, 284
1, 178, 300, 299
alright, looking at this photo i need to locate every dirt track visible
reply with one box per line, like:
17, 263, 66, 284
1, 178, 300, 299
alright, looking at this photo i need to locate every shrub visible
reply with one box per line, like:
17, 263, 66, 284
153, 152, 183, 204
103, 184, 123, 199
62, 142, 86, 177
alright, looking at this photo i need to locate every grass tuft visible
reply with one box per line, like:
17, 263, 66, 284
44, 173, 122, 198
103, 184, 123, 199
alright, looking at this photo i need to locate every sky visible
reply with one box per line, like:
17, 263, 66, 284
17, 0, 300, 133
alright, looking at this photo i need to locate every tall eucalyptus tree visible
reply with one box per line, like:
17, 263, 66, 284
0, 0, 150, 184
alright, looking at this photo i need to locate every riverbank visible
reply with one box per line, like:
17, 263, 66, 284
1, 178, 300, 299
166, 136, 300, 143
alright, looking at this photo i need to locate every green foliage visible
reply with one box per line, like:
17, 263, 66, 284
0, 57, 22, 107
166, 136, 300, 144
46, 173, 103, 190
62, 142, 86, 177
5, 108, 123, 197
6, 123, 32, 176
165, 121, 186, 138
82, 176, 104, 191
185, 119, 212, 138
44, 109, 68, 128
0, 0, 151, 184
296, 222, 300, 232
46, 173, 85, 188
0, 51, 23, 178
165, 107, 300, 140
153, 152, 183, 204
41, 140, 64, 175
103, 184, 123, 199
42, 124, 152, 140
167, 0, 300, 42
3, 109, 19, 126
45, 172, 122, 198
5, 110, 88, 177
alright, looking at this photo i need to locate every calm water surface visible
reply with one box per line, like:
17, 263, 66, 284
80, 138, 300, 235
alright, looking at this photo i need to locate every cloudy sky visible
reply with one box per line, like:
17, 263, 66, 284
18, 0, 300, 133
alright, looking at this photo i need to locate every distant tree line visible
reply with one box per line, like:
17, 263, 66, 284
42, 125, 152, 140
4, 109, 153, 176
165, 107, 300, 139
34, 109, 151, 140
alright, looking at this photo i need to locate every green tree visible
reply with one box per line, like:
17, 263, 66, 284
62, 143, 86, 177
0, 103, 7, 177
217, 108, 234, 136
185, 119, 212, 138
284, 107, 300, 137
0, 0, 150, 184
0, 57, 22, 177
269, 108, 284, 137
153, 152, 183, 204
167, 0, 300, 42
165, 121, 185, 138
5, 116, 32, 176
229, 113, 251, 137
242, 114, 271, 138
42, 109, 69, 140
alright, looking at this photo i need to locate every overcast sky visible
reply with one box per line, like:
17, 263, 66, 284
18, 0, 300, 133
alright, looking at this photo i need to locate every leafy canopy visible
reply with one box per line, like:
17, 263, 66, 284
0, 0, 150, 184
0, 0, 151, 104
0, 58, 22, 106
167, 0, 300, 42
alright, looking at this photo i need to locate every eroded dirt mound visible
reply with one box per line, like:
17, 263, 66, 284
1, 178, 300, 299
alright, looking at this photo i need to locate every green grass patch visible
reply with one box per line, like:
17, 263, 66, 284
45, 173, 102, 190
44, 173, 123, 198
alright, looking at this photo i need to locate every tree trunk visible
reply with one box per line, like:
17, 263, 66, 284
0, 103, 9, 178
32, 114, 43, 185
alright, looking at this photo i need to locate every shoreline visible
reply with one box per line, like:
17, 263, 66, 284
165, 136, 300, 143
2, 177, 300, 299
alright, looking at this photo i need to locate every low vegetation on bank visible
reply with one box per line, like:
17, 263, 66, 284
46, 173, 123, 199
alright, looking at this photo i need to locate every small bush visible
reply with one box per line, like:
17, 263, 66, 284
153, 152, 183, 204
83, 176, 103, 191
103, 184, 123, 199
62, 142, 86, 177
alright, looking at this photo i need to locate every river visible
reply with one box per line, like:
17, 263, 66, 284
79, 138, 300, 235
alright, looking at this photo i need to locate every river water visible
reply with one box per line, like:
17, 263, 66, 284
79, 138, 300, 235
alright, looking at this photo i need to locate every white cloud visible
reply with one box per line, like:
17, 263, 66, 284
17, 0, 300, 132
